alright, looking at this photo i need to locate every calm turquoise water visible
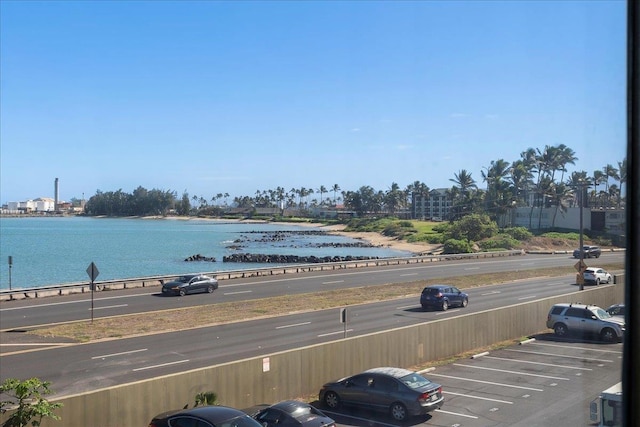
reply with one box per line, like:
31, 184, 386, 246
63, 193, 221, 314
0, 217, 412, 290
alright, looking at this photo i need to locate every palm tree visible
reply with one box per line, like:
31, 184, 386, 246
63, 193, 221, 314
617, 158, 626, 208
449, 169, 478, 220
603, 164, 620, 208
331, 184, 341, 206
592, 170, 606, 208
316, 185, 328, 205
481, 159, 511, 223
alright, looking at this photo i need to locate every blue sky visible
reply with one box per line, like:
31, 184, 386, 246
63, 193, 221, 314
0, 1, 627, 205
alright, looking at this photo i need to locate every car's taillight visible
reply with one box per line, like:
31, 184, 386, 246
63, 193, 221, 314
418, 386, 441, 402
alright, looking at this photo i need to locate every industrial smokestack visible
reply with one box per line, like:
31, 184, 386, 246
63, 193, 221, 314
54, 178, 59, 211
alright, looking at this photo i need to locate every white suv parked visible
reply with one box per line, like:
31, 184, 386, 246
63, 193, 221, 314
546, 303, 625, 342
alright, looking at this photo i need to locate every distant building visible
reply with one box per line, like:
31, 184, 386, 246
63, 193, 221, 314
5, 198, 56, 214
411, 188, 452, 220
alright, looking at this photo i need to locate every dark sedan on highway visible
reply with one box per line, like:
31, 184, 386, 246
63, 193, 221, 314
248, 400, 335, 427
161, 274, 218, 296
319, 367, 444, 422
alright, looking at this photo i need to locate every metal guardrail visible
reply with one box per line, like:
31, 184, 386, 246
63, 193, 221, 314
0, 250, 524, 301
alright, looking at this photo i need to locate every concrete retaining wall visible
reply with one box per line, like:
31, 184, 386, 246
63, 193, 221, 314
1, 281, 624, 427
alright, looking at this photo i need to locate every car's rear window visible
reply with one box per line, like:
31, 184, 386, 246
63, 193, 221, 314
399, 373, 432, 389
422, 288, 441, 295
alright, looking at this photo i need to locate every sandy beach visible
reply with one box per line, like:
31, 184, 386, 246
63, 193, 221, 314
148, 216, 440, 255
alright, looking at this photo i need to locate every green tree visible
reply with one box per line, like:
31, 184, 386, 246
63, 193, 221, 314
0, 378, 62, 427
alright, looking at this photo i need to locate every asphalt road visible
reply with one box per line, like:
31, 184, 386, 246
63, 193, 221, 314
0, 254, 624, 396
0, 252, 623, 330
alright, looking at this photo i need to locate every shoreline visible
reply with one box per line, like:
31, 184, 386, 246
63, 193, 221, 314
142, 215, 441, 255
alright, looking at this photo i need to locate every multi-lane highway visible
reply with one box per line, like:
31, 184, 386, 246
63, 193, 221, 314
0, 252, 623, 330
0, 252, 624, 401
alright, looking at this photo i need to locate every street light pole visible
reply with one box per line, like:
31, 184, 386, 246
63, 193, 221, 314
578, 180, 585, 291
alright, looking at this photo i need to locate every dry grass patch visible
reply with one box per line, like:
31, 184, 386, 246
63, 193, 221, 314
28, 262, 623, 342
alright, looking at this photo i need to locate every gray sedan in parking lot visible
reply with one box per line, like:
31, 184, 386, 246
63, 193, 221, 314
318, 367, 444, 422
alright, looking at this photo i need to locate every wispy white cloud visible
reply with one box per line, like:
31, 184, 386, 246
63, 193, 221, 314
395, 144, 413, 150
485, 114, 500, 120
350, 128, 361, 132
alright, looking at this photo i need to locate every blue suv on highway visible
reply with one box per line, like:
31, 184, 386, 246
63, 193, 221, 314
420, 284, 469, 311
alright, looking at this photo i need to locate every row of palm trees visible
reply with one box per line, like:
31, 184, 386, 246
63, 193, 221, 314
185, 144, 625, 227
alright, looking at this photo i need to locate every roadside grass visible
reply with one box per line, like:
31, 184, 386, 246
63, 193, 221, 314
27, 262, 623, 343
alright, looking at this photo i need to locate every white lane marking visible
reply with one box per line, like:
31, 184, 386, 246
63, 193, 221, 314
224, 290, 252, 295
485, 356, 592, 371
132, 360, 189, 371
444, 391, 513, 404
318, 329, 353, 337
452, 363, 569, 381
90, 304, 128, 310
400, 273, 418, 277
0, 343, 73, 347
92, 348, 148, 359
436, 309, 460, 315
0, 292, 156, 311
322, 280, 344, 284
505, 349, 613, 363
396, 304, 417, 310
481, 290, 501, 295
427, 373, 544, 391
435, 409, 479, 419
464, 267, 480, 271
517, 295, 537, 301
276, 322, 311, 329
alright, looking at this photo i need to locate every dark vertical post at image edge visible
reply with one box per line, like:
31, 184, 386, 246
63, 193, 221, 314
623, 0, 638, 424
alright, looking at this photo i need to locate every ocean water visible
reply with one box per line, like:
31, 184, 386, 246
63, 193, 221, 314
0, 216, 412, 290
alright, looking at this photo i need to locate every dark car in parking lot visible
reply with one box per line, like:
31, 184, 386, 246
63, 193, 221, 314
420, 284, 468, 311
606, 303, 625, 318
148, 405, 263, 427
161, 274, 219, 296
318, 367, 444, 422
573, 245, 602, 258
248, 400, 335, 427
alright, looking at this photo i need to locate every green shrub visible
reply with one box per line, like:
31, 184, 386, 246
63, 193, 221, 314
540, 231, 580, 240
442, 238, 473, 254
503, 227, 533, 241
478, 234, 520, 251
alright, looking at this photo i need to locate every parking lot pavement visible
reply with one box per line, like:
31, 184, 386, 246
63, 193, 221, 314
322, 333, 623, 427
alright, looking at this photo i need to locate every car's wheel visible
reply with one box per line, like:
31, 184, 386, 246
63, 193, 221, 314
441, 300, 449, 311
179, 288, 186, 297
595, 278, 601, 286
601, 328, 617, 343
461, 298, 468, 308
323, 391, 340, 409
554, 323, 568, 337
207, 285, 214, 293
390, 402, 408, 421
596, 253, 600, 258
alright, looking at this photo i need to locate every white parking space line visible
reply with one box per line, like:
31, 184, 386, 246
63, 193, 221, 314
224, 290, 252, 295
452, 363, 570, 381
322, 280, 345, 284
319, 410, 399, 427
276, 322, 311, 329
485, 356, 593, 371
90, 304, 128, 310
92, 348, 147, 359
444, 391, 513, 404
527, 341, 623, 354
505, 349, 614, 363
318, 329, 353, 337
517, 295, 537, 301
132, 360, 189, 371
428, 373, 544, 391
435, 409, 479, 419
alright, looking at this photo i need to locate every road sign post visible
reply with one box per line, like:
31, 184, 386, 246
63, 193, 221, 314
8, 256, 12, 292
340, 308, 347, 338
86, 262, 100, 323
